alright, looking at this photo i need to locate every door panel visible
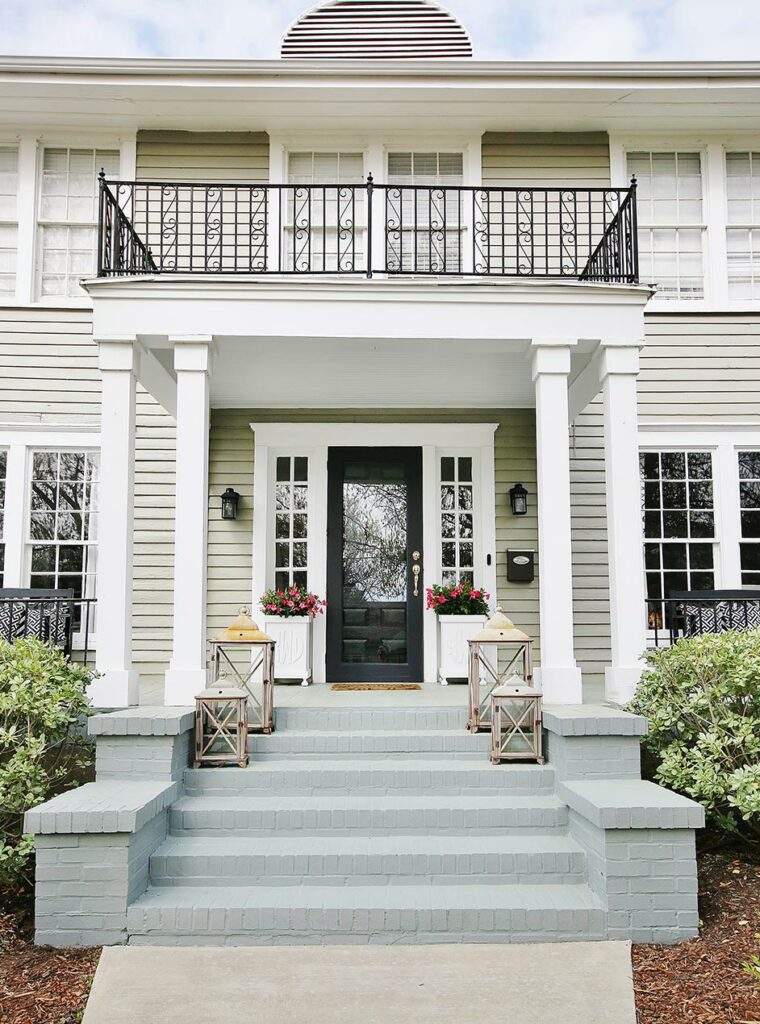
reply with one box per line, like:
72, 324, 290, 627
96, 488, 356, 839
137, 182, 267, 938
327, 447, 423, 682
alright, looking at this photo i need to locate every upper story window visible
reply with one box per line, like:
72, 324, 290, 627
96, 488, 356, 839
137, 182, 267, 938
288, 152, 364, 184
37, 147, 119, 299
286, 152, 364, 272
628, 151, 704, 300
387, 152, 463, 186
726, 152, 760, 300
387, 152, 464, 272
0, 146, 18, 297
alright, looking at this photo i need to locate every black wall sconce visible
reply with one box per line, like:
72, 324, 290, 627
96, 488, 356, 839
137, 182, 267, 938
509, 483, 528, 516
220, 487, 241, 520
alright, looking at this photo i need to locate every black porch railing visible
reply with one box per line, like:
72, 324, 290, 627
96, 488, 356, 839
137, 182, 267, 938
97, 173, 639, 284
0, 591, 97, 666
646, 591, 760, 648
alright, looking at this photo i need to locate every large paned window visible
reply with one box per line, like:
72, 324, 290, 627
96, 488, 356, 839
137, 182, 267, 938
0, 449, 6, 586
286, 152, 365, 271
37, 147, 119, 298
628, 151, 704, 300
387, 152, 464, 271
738, 450, 760, 586
641, 450, 715, 624
28, 450, 99, 600
439, 455, 475, 586
0, 145, 18, 296
274, 456, 309, 591
726, 152, 760, 299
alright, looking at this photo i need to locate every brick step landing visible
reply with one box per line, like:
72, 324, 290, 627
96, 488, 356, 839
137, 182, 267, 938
126, 882, 607, 945
150, 833, 587, 887
247, 729, 490, 759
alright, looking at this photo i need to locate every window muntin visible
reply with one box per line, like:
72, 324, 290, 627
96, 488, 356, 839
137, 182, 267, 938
641, 451, 715, 624
37, 147, 119, 299
274, 455, 309, 592
628, 151, 704, 300
439, 455, 474, 586
27, 450, 99, 600
0, 146, 18, 296
726, 152, 760, 299
387, 152, 464, 272
0, 449, 6, 586
738, 450, 760, 586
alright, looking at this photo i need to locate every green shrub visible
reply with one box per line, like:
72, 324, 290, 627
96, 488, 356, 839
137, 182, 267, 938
628, 629, 760, 842
0, 638, 94, 887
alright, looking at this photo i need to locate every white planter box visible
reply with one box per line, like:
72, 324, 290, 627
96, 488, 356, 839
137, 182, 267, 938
263, 615, 313, 686
437, 614, 487, 685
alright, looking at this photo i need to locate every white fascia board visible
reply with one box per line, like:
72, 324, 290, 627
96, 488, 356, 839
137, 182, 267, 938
249, 422, 498, 448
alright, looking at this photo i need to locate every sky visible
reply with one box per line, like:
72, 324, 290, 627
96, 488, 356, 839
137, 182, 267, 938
0, 0, 757, 61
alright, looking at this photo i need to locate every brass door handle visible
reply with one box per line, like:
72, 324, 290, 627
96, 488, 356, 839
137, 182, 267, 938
412, 563, 421, 597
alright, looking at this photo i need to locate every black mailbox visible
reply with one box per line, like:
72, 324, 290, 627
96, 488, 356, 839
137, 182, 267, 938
507, 549, 535, 583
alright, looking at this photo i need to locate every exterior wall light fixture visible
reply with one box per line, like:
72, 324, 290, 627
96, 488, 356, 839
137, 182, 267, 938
221, 487, 241, 520
509, 483, 528, 516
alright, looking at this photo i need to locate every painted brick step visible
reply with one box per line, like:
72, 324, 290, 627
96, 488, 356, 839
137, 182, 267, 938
150, 834, 587, 887
184, 760, 555, 796
126, 883, 607, 944
169, 794, 569, 836
248, 729, 489, 759
274, 706, 465, 732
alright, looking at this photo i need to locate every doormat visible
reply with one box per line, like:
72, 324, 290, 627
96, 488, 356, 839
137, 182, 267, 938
330, 683, 422, 691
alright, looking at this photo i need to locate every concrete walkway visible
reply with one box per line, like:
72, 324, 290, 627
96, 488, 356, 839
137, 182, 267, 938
83, 942, 636, 1024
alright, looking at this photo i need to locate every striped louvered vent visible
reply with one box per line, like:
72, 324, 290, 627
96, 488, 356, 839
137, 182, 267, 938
281, 0, 473, 59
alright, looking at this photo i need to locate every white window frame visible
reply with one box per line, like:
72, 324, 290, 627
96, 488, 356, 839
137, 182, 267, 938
0, 141, 19, 300
0, 427, 100, 649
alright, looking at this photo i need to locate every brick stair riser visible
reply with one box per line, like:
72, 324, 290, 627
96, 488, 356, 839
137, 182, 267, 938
248, 732, 490, 758
274, 708, 466, 731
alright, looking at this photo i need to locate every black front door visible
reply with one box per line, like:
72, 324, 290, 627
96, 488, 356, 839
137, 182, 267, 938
327, 447, 424, 682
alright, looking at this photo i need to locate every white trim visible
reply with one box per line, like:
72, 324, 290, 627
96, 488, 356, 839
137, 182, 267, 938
249, 422, 499, 448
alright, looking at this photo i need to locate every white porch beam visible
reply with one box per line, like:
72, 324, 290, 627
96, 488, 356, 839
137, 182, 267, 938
531, 339, 583, 705
164, 337, 213, 706
91, 336, 139, 708
600, 339, 647, 705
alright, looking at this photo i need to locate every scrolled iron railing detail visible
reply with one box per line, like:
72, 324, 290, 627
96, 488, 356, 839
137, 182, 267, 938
97, 174, 638, 283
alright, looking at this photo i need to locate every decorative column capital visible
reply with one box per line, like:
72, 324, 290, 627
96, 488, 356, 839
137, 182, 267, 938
172, 336, 214, 374
96, 336, 139, 374
530, 338, 576, 381
597, 339, 644, 381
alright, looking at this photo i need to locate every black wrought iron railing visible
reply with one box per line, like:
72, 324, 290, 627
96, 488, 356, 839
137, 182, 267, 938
0, 593, 97, 666
97, 173, 639, 283
646, 591, 760, 648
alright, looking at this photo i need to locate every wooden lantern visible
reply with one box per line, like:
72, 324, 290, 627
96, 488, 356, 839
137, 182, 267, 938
467, 606, 533, 732
490, 677, 544, 765
209, 607, 275, 733
194, 685, 249, 768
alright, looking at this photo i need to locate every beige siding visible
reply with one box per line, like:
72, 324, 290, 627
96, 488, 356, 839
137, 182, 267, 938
136, 131, 269, 182
481, 132, 611, 188
0, 306, 176, 696
206, 408, 541, 667
571, 313, 760, 700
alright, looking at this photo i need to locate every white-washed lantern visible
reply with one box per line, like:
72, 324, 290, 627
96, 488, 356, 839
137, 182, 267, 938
194, 685, 249, 768
467, 606, 533, 732
209, 607, 275, 733
490, 676, 544, 764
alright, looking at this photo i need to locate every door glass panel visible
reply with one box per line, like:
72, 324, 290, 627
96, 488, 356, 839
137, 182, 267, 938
341, 458, 407, 665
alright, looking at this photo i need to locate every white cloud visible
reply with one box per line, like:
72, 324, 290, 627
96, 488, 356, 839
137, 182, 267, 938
0, 0, 758, 60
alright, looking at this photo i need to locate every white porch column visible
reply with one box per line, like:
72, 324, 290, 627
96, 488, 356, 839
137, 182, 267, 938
91, 337, 139, 708
600, 340, 647, 705
164, 337, 213, 706
531, 339, 583, 704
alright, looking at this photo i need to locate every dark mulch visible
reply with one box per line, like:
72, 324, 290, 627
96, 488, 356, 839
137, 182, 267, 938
0, 888, 100, 1024
633, 846, 760, 1024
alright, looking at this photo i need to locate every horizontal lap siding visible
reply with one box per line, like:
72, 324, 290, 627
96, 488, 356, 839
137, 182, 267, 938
481, 132, 611, 188
206, 409, 540, 666
0, 306, 176, 696
136, 131, 269, 182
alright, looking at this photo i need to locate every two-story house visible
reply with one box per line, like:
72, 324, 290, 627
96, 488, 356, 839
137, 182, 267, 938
13, 0, 756, 947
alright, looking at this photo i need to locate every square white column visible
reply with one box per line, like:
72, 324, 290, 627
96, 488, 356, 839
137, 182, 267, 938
91, 337, 139, 708
531, 340, 583, 704
164, 338, 213, 706
600, 341, 647, 705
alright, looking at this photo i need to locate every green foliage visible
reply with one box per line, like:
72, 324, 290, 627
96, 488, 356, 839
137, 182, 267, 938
0, 638, 94, 887
628, 630, 760, 842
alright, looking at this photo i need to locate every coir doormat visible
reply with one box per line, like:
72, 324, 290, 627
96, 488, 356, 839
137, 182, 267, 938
330, 683, 423, 691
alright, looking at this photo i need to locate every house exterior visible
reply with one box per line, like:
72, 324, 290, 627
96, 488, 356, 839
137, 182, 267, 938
11, 0, 759, 947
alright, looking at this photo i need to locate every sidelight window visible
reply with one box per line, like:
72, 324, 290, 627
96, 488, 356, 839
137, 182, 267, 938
738, 450, 760, 586
274, 455, 309, 591
439, 455, 475, 586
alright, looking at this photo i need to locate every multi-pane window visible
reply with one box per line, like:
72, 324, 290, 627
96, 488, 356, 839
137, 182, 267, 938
37, 147, 119, 298
738, 450, 760, 586
0, 449, 6, 586
440, 456, 474, 585
0, 146, 18, 296
28, 451, 99, 600
387, 152, 464, 272
641, 451, 715, 624
726, 152, 760, 299
274, 456, 309, 591
628, 151, 704, 299
286, 152, 364, 271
